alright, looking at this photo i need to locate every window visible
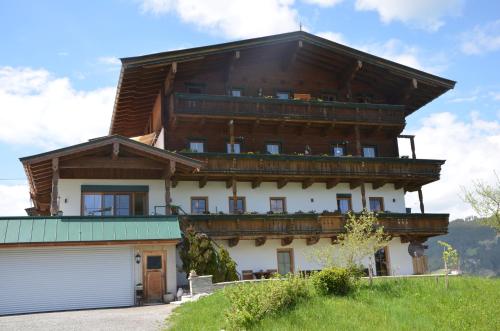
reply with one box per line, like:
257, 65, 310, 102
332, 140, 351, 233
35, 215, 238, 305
229, 197, 246, 213
277, 249, 294, 275
147, 256, 162, 270
369, 197, 384, 212
189, 141, 205, 153
362, 146, 377, 158
226, 142, 241, 154
266, 143, 281, 155
332, 145, 345, 157
82, 192, 147, 216
270, 197, 286, 213
231, 88, 243, 97
191, 197, 208, 214
276, 91, 290, 100
336, 194, 352, 214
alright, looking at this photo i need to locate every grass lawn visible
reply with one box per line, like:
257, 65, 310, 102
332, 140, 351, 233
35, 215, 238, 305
166, 276, 500, 331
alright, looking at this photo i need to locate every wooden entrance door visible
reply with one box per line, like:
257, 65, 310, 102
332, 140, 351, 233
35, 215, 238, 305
143, 251, 166, 303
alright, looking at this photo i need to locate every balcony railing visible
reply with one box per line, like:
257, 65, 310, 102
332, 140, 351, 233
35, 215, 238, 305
179, 153, 444, 190
182, 213, 449, 239
173, 93, 406, 125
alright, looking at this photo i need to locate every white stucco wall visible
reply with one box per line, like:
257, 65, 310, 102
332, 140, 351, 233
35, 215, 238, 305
172, 181, 406, 214
58, 179, 165, 216
216, 236, 414, 276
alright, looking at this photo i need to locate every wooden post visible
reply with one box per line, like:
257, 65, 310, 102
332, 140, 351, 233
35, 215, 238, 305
361, 183, 367, 210
50, 158, 59, 215
165, 161, 176, 215
410, 136, 416, 159
354, 125, 361, 156
418, 188, 425, 213
229, 120, 235, 153
232, 177, 238, 213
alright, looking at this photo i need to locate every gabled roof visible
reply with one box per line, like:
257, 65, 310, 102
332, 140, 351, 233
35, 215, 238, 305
0, 216, 181, 247
20, 135, 204, 215
110, 31, 456, 136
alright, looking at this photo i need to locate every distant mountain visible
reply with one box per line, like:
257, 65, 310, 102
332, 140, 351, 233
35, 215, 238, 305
426, 218, 500, 277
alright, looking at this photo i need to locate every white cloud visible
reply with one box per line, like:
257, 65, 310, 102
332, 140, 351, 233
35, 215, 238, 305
354, 0, 463, 32
317, 31, 346, 44
400, 112, 500, 220
0, 66, 115, 148
98, 56, 121, 66
460, 20, 500, 55
302, 0, 343, 7
0, 184, 30, 216
490, 92, 500, 101
140, 0, 300, 39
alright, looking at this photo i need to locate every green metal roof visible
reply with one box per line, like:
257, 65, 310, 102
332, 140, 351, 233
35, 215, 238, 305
0, 216, 181, 245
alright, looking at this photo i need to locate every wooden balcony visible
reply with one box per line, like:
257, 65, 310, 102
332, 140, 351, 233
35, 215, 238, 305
177, 153, 445, 191
172, 93, 406, 126
182, 213, 449, 245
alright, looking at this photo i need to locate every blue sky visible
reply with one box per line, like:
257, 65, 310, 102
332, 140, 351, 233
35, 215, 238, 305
0, 0, 499, 217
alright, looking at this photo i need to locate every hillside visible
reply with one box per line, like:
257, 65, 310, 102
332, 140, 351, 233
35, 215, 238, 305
426, 218, 500, 276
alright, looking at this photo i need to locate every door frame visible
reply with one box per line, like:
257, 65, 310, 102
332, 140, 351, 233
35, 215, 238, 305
142, 250, 167, 302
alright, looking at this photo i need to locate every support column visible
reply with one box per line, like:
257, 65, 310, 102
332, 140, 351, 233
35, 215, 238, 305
361, 183, 367, 210
165, 161, 176, 215
354, 125, 361, 156
232, 177, 238, 213
229, 120, 235, 153
418, 188, 425, 214
50, 158, 59, 216
409, 136, 416, 159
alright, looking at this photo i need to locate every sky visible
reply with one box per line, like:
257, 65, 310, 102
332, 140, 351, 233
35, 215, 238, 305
0, 0, 499, 219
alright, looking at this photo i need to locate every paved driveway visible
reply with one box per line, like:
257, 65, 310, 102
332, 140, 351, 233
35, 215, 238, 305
0, 304, 176, 331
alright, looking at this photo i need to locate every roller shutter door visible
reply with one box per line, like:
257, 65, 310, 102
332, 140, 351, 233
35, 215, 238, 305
0, 246, 134, 315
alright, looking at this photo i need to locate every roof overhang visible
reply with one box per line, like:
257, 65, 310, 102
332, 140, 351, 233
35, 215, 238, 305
110, 31, 456, 136
20, 135, 204, 215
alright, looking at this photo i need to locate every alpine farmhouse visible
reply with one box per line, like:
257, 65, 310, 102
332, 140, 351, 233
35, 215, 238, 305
0, 31, 455, 315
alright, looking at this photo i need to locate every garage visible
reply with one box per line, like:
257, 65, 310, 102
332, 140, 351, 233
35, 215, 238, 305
0, 246, 135, 315
0, 216, 182, 316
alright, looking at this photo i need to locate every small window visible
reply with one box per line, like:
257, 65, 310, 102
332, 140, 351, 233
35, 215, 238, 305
276, 91, 290, 100
277, 249, 293, 275
147, 256, 162, 270
189, 141, 205, 153
363, 146, 377, 158
226, 142, 241, 154
231, 89, 243, 97
270, 197, 286, 213
266, 143, 281, 155
369, 197, 384, 212
191, 197, 208, 214
336, 195, 352, 214
229, 197, 246, 213
332, 146, 345, 157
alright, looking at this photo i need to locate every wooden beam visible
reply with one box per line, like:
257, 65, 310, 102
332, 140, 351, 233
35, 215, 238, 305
171, 177, 178, 188
354, 125, 361, 156
228, 120, 235, 153
338, 59, 363, 91
399, 78, 418, 103
60, 157, 166, 170
361, 182, 367, 210
164, 62, 177, 96
277, 179, 288, 189
112, 142, 119, 160
228, 237, 240, 247
50, 158, 59, 216
255, 237, 267, 247
418, 188, 425, 213
251, 178, 262, 189
164, 161, 175, 215
306, 236, 320, 246
226, 178, 234, 189
371, 181, 386, 190
199, 176, 208, 188
281, 237, 294, 246
326, 179, 340, 189
224, 51, 240, 84
281, 40, 302, 71
232, 178, 238, 213
350, 180, 362, 189
302, 178, 314, 189
394, 182, 407, 190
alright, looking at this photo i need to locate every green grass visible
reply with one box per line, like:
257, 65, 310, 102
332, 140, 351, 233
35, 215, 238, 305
166, 277, 500, 331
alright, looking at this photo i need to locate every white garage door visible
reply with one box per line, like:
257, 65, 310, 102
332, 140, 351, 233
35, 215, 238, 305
0, 246, 134, 315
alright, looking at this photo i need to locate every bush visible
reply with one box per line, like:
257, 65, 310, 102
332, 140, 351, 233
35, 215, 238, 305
224, 274, 310, 329
311, 267, 358, 296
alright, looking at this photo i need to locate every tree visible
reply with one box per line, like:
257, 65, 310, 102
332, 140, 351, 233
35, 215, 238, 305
438, 241, 459, 289
179, 228, 239, 283
462, 172, 500, 232
310, 210, 390, 283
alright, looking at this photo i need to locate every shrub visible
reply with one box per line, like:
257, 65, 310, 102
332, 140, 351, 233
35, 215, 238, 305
311, 267, 358, 296
224, 274, 310, 330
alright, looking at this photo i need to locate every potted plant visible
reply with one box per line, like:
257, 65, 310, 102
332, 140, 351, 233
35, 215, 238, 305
163, 292, 175, 303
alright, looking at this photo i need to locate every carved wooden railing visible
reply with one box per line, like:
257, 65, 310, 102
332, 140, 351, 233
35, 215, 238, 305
182, 213, 449, 238
173, 93, 406, 125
